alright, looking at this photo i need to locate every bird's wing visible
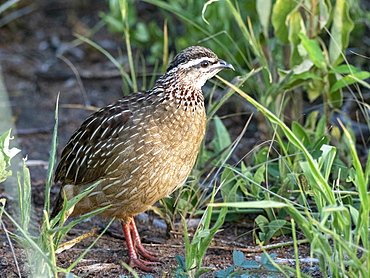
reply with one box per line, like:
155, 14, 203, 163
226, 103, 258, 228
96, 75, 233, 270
54, 100, 132, 185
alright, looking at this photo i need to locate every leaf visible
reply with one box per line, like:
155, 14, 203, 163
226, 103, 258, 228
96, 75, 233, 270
253, 164, 266, 185
318, 0, 330, 30
329, 64, 360, 74
100, 12, 124, 33
291, 59, 315, 75
175, 255, 186, 270
210, 201, 288, 209
287, 9, 304, 66
265, 219, 289, 239
0, 129, 20, 183
211, 116, 232, 153
329, 71, 370, 93
292, 121, 310, 147
316, 115, 327, 138
240, 260, 260, 269
215, 265, 235, 278
134, 22, 149, 42
232, 250, 245, 267
271, 0, 299, 44
255, 215, 269, 233
256, 0, 272, 38
214, 270, 227, 278
329, 0, 354, 66
260, 252, 269, 265
318, 144, 337, 181
307, 77, 325, 102
264, 262, 279, 271
194, 267, 212, 277
298, 33, 326, 69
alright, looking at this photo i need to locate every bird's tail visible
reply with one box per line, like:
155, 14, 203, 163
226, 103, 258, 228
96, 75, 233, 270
50, 187, 65, 219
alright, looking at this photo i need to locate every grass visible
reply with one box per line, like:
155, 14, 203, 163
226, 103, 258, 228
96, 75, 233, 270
0, 98, 111, 277
1, 0, 370, 277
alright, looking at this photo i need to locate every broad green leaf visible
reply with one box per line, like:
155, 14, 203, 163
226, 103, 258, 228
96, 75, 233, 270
316, 115, 327, 138
256, 0, 272, 38
291, 59, 315, 75
264, 220, 289, 242
211, 115, 232, 153
263, 262, 279, 271
134, 22, 149, 42
100, 13, 124, 33
241, 260, 260, 269
287, 9, 304, 66
272, 0, 299, 44
253, 164, 265, 185
233, 250, 245, 267
298, 33, 326, 69
292, 121, 310, 147
318, 144, 337, 182
318, 0, 331, 30
329, 0, 354, 66
307, 78, 325, 102
284, 72, 321, 90
255, 215, 269, 233
330, 71, 370, 93
329, 64, 360, 74
328, 87, 342, 108
305, 110, 320, 130
287, 9, 303, 46
261, 252, 269, 265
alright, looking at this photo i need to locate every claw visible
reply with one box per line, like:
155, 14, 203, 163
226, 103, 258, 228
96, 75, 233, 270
129, 258, 155, 272
122, 219, 161, 272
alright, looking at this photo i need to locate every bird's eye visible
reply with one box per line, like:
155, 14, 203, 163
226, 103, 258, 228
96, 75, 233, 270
200, 61, 209, 68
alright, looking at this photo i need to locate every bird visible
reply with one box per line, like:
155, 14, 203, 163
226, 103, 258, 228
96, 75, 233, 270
51, 46, 234, 271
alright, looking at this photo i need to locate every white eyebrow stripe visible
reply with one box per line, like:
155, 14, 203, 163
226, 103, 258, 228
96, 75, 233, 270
178, 57, 217, 68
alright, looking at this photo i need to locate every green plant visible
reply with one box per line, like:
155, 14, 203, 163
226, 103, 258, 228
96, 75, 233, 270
213, 76, 370, 277
215, 250, 279, 278
0, 100, 111, 277
0, 129, 20, 183
174, 187, 228, 278
254, 215, 289, 245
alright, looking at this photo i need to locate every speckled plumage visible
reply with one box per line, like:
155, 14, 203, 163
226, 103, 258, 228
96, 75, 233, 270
52, 46, 234, 270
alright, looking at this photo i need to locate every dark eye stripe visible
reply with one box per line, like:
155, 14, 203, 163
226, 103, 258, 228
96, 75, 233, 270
196, 59, 218, 68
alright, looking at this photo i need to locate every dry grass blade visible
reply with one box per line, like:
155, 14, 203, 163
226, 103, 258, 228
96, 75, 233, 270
55, 228, 98, 254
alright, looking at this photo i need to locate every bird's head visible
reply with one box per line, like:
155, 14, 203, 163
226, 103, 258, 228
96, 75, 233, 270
163, 46, 234, 90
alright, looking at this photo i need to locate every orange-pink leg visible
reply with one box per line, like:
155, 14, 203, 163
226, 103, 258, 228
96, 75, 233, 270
121, 219, 160, 272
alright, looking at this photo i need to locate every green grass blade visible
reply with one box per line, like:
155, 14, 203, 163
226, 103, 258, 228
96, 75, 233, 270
74, 33, 133, 92
216, 75, 335, 208
44, 93, 59, 216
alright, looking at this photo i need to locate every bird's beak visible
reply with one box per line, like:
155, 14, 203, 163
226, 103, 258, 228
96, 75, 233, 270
217, 59, 235, 71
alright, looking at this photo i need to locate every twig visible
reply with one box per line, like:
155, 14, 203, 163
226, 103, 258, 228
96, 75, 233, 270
141, 238, 309, 253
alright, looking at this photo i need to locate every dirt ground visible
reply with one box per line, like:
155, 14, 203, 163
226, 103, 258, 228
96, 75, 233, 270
0, 0, 355, 277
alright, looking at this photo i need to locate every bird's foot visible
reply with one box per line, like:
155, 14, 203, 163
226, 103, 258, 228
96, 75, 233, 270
129, 258, 161, 272
135, 241, 160, 261
122, 219, 162, 272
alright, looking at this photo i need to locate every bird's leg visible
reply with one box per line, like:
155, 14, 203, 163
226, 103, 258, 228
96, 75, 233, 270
129, 219, 159, 260
122, 220, 161, 271
122, 222, 154, 272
